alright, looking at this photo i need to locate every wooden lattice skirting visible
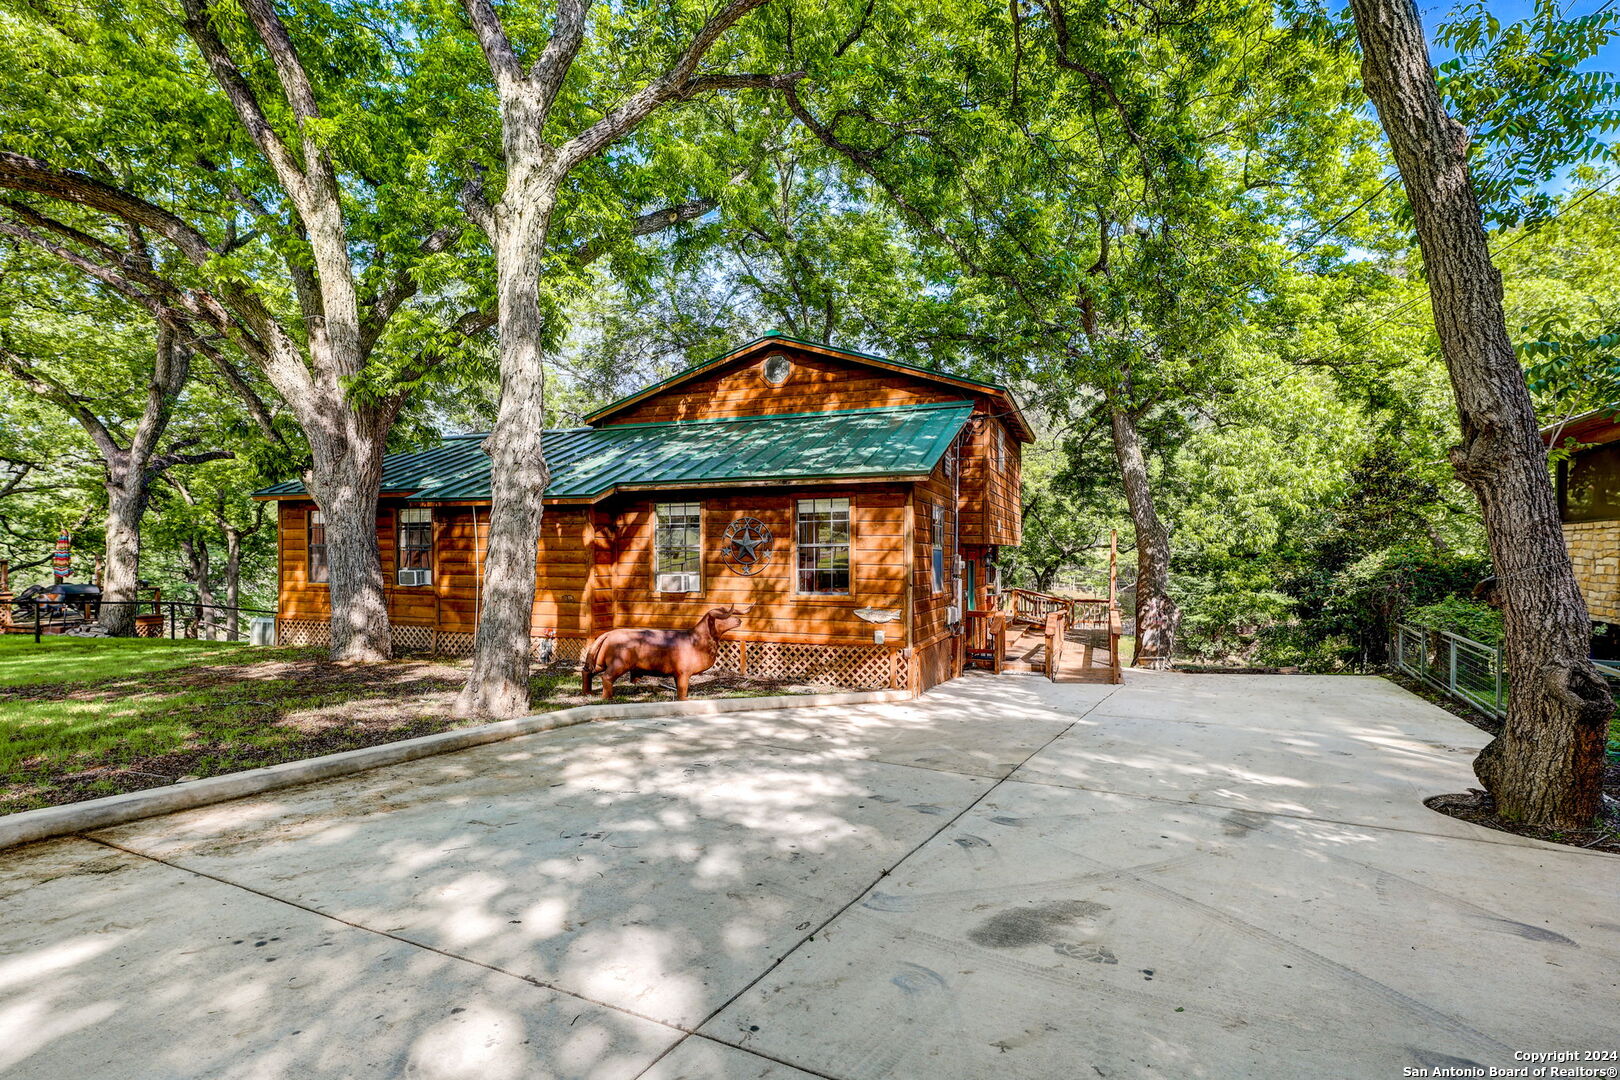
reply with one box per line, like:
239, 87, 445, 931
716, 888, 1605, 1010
273, 621, 900, 690
709, 640, 901, 690
392, 624, 434, 654
436, 631, 475, 658
275, 622, 585, 665
276, 619, 330, 647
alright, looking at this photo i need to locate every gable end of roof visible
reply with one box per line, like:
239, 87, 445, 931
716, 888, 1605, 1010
582, 335, 1033, 440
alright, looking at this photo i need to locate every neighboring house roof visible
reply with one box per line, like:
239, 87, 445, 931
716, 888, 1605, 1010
583, 333, 1035, 442
254, 401, 976, 503
1541, 409, 1620, 449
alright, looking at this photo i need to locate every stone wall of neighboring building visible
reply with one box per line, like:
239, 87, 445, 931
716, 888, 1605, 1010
1563, 520, 1620, 623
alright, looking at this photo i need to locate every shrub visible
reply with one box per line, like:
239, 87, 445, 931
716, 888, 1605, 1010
1405, 595, 1503, 645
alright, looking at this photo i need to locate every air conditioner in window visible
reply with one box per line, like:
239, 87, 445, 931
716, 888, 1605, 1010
397, 568, 431, 587
657, 572, 700, 593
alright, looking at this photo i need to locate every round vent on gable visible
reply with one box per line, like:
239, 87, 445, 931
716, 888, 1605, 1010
761, 353, 792, 385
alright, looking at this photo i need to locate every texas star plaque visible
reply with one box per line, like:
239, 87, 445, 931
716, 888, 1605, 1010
720, 517, 773, 576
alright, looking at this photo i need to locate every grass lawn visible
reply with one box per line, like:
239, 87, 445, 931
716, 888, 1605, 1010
0, 635, 789, 815
0, 635, 257, 687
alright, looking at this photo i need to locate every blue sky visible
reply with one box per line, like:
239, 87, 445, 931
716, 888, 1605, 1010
1428, 0, 1620, 70
1423, 0, 1620, 190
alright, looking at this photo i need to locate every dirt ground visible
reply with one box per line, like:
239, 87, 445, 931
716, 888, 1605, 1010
1, 649, 808, 813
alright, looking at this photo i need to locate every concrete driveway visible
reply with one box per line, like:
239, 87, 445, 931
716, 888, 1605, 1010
3, 673, 1616, 1079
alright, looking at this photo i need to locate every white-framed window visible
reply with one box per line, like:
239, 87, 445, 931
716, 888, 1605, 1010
796, 498, 851, 594
397, 508, 433, 586
929, 502, 945, 594
994, 423, 1006, 474
655, 502, 702, 593
308, 509, 328, 584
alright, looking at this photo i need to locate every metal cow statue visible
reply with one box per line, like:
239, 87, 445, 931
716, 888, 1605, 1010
582, 605, 749, 702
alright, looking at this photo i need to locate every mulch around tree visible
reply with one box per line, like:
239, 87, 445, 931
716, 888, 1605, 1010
1390, 672, 1620, 855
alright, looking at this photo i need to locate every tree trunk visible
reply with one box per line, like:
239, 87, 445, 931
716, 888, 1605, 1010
223, 525, 242, 638
180, 534, 217, 638
98, 472, 148, 636
452, 0, 791, 717
99, 326, 190, 636
1350, 0, 1610, 827
456, 161, 559, 718
1110, 404, 1179, 668
305, 405, 393, 662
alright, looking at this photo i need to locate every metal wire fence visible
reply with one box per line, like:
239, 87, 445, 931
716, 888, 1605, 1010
1391, 623, 1506, 718
1395, 625, 1620, 734
4, 599, 277, 644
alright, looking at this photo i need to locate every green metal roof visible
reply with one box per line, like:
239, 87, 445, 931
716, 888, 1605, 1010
253, 435, 491, 497
254, 401, 975, 503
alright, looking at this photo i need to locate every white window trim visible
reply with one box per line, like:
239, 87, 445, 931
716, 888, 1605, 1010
654, 502, 703, 594
308, 508, 329, 586
929, 502, 946, 595
795, 497, 853, 596
397, 507, 433, 587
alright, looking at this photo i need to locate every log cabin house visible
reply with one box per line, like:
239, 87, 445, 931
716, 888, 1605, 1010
256, 335, 1030, 693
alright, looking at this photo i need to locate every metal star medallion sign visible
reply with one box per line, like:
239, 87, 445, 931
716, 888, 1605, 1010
721, 517, 773, 576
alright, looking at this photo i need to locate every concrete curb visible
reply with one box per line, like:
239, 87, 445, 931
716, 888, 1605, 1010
0, 688, 912, 853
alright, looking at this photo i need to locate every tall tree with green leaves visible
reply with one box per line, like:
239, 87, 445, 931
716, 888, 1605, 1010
0, 0, 491, 659
0, 256, 232, 633
1499, 180, 1620, 429
1348, 0, 1619, 827
784, 0, 1387, 665
551, 143, 967, 413
450, 0, 806, 717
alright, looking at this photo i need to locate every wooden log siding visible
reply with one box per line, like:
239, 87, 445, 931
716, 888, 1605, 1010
912, 453, 963, 686
599, 351, 973, 426
593, 489, 909, 647
957, 412, 1020, 548
269, 343, 1023, 688
278, 494, 911, 649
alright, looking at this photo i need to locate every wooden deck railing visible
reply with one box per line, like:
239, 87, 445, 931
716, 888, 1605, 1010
998, 585, 1125, 685
1042, 611, 1066, 679
964, 609, 1007, 674
1005, 588, 1112, 627
1109, 605, 1124, 683
1006, 587, 1074, 625
1069, 598, 1113, 630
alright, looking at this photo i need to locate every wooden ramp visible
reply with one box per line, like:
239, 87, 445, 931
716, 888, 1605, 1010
963, 534, 1126, 685
964, 605, 1123, 685
999, 624, 1119, 683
